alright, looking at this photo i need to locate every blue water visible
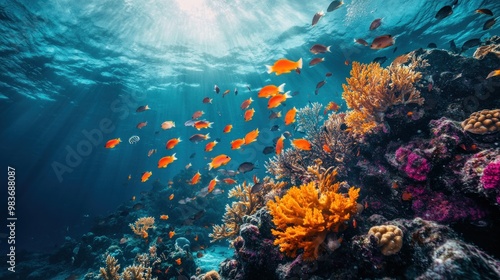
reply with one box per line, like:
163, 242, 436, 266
0, 0, 499, 252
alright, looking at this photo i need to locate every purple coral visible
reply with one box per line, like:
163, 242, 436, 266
480, 161, 500, 190
395, 147, 431, 181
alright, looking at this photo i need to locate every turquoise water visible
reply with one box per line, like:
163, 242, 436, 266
0, 0, 499, 253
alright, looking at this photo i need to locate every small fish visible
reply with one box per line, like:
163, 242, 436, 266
282, 131, 292, 138
263, 146, 274, 154
427, 43, 437, 48
197, 252, 204, 258
141, 171, 152, 182
251, 182, 264, 193
184, 119, 196, 127
266, 58, 303, 75
231, 138, 246, 150
284, 107, 297, 125
476, 9, 493, 16
372, 56, 387, 65
291, 139, 312, 150
192, 110, 205, 120
158, 154, 177, 168
240, 97, 254, 110
128, 174, 131, 180
435, 5, 453, 20
270, 125, 280, 131
194, 234, 199, 241
148, 149, 157, 157
244, 108, 255, 121
185, 163, 192, 169
161, 121, 175, 130
166, 137, 181, 150
234, 88, 238, 95
309, 57, 325, 67
208, 177, 218, 192
312, 11, 325, 26
214, 85, 220, 94
222, 178, 237, 184
450, 40, 459, 53
205, 140, 218, 152
461, 38, 481, 53
276, 134, 285, 154
316, 80, 326, 89
136, 121, 148, 129
190, 153, 196, 158
222, 89, 230, 97
202, 97, 212, 104
402, 191, 412, 201
325, 72, 333, 77
189, 133, 210, 143
354, 38, 369, 46
344, 60, 350, 66
238, 162, 257, 173
369, 18, 382, 31
268, 92, 292, 109
322, 144, 332, 153
136, 105, 150, 112
105, 138, 121, 149
244, 128, 259, 144
258, 83, 285, 98
194, 120, 213, 130
190, 171, 201, 185
169, 194, 174, 200
223, 124, 233, 133
310, 44, 331, 54
393, 47, 398, 53
486, 69, 500, 79
291, 91, 300, 96
246, 85, 251, 91
208, 154, 231, 170
483, 18, 496, 30
170, 231, 176, 239
371, 35, 395, 49
324, 101, 340, 114
269, 111, 282, 119
327, 0, 344, 12
120, 237, 128, 244
160, 214, 169, 220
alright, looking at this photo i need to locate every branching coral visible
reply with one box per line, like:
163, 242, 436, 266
129, 217, 155, 239
267, 168, 360, 260
342, 56, 425, 135
210, 179, 279, 243
99, 254, 156, 280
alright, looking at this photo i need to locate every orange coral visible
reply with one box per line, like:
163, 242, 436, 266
342, 59, 424, 135
129, 217, 155, 239
267, 169, 359, 260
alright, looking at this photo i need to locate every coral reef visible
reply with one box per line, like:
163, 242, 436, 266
461, 109, 500, 135
129, 217, 155, 239
367, 225, 403, 256
267, 168, 360, 260
342, 56, 426, 135
99, 254, 156, 280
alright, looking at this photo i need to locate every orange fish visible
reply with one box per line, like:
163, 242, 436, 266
202, 97, 212, 104
208, 177, 219, 193
344, 60, 350, 66
486, 69, 500, 79
158, 154, 177, 168
160, 215, 169, 220
192, 110, 205, 120
194, 120, 213, 130
190, 171, 201, 185
223, 124, 233, 133
244, 108, 255, 121
266, 58, 303, 75
194, 234, 199, 241
166, 137, 181, 150
205, 140, 218, 152
222, 178, 237, 184
208, 154, 231, 170
352, 218, 357, 228
322, 144, 332, 153
169, 231, 176, 239
284, 107, 297, 125
175, 258, 182, 265
402, 191, 412, 201
268, 92, 292, 109
370, 35, 395, 50
244, 128, 259, 144
136, 121, 148, 129
240, 97, 254, 110
231, 138, 246, 150
105, 138, 121, 149
161, 121, 175, 130
169, 194, 174, 200
291, 139, 312, 151
324, 102, 340, 114
392, 181, 399, 189
141, 171, 152, 182
276, 134, 285, 155
258, 83, 285, 98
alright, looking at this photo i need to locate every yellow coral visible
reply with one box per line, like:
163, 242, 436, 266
342, 60, 424, 135
129, 217, 155, 239
267, 170, 359, 260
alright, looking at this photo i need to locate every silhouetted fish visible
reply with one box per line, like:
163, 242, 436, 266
435, 6, 453, 20
190, 153, 196, 158
238, 162, 257, 173
372, 56, 387, 64
483, 18, 496, 30
449, 40, 459, 53
460, 38, 481, 53
251, 182, 264, 193
327, 0, 344, 12
263, 146, 274, 155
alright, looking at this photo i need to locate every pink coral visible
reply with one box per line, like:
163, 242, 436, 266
481, 161, 500, 190
395, 147, 430, 181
